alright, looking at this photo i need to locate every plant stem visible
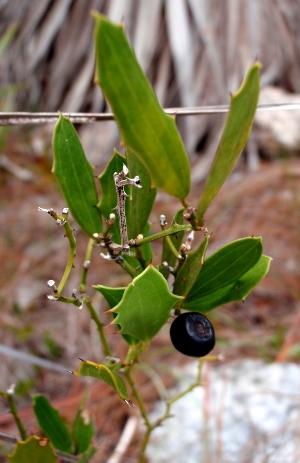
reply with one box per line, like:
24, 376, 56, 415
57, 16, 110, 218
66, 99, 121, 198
119, 257, 138, 278
136, 358, 206, 461
125, 368, 151, 428
122, 345, 154, 462
132, 223, 193, 247
165, 235, 180, 258
80, 237, 95, 293
6, 393, 27, 440
56, 221, 77, 296
83, 297, 112, 357
40, 208, 77, 296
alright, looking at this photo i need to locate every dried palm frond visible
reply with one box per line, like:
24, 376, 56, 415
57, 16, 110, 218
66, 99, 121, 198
1, 0, 300, 164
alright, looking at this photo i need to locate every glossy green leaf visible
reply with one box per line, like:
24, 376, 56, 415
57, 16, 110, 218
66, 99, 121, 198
196, 63, 261, 224
53, 113, 102, 236
98, 149, 125, 244
111, 265, 183, 341
182, 255, 272, 312
8, 436, 57, 463
158, 208, 185, 279
125, 147, 156, 240
173, 235, 209, 296
32, 394, 72, 453
93, 13, 190, 200
93, 285, 125, 307
93, 285, 138, 345
71, 398, 95, 455
183, 237, 263, 305
74, 359, 130, 402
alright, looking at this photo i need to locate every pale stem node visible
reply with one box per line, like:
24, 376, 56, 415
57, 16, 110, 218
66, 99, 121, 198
161, 261, 175, 274
179, 243, 188, 258
6, 384, 15, 395
47, 295, 59, 301
185, 230, 195, 250
83, 260, 90, 269
47, 279, 57, 292
160, 215, 167, 227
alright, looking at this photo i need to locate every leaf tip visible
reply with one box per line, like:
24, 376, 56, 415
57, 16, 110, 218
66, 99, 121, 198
253, 60, 263, 71
91, 9, 98, 19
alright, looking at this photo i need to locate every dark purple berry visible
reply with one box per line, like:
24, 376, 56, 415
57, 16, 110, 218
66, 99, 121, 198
170, 312, 215, 357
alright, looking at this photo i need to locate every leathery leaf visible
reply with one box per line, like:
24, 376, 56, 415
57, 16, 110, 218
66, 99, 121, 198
182, 255, 272, 312
73, 359, 131, 403
53, 113, 101, 237
173, 234, 210, 296
184, 237, 263, 302
181, 237, 265, 312
110, 265, 183, 342
32, 394, 72, 453
93, 285, 138, 345
8, 436, 57, 463
93, 13, 190, 200
196, 63, 261, 224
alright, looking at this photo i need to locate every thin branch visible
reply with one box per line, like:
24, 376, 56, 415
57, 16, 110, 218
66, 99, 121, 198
1, 103, 300, 125
2, 392, 27, 440
83, 297, 112, 357
38, 207, 76, 297
130, 223, 194, 247
79, 237, 94, 293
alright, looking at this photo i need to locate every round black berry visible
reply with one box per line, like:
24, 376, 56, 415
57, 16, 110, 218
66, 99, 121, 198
170, 312, 215, 357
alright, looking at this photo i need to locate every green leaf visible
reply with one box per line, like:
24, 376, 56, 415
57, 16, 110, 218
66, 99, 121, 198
111, 265, 183, 342
93, 285, 138, 345
71, 397, 95, 455
183, 255, 272, 312
98, 150, 125, 243
53, 113, 102, 236
158, 208, 185, 279
74, 360, 130, 402
196, 63, 261, 224
125, 147, 156, 240
32, 394, 72, 454
93, 13, 190, 200
78, 446, 97, 463
8, 436, 57, 463
93, 285, 125, 307
173, 235, 209, 296
182, 237, 263, 309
